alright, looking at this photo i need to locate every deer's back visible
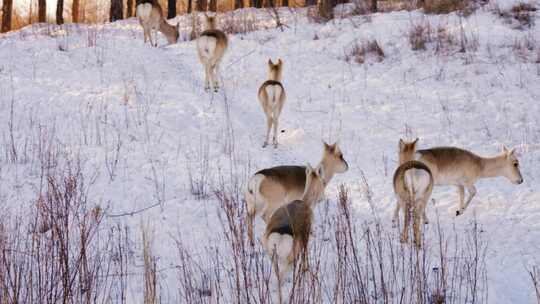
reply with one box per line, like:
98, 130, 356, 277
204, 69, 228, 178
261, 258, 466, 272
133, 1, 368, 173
417, 147, 483, 185
200, 30, 228, 47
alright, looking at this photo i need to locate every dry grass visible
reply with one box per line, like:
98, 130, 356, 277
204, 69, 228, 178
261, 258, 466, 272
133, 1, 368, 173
435, 24, 459, 54
142, 223, 158, 304
345, 39, 385, 64
530, 266, 540, 304
423, 0, 473, 15
495, 2, 537, 29
409, 21, 432, 51
512, 34, 539, 62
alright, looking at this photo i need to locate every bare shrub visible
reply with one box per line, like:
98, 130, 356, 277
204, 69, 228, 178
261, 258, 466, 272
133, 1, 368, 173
171, 179, 489, 303
221, 11, 260, 34
495, 2, 537, 29
512, 34, 538, 61
186, 137, 212, 200
434, 24, 458, 54
142, 223, 157, 304
529, 266, 540, 303
308, 0, 338, 23
0, 155, 123, 303
345, 39, 385, 64
409, 21, 432, 51
423, 0, 473, 15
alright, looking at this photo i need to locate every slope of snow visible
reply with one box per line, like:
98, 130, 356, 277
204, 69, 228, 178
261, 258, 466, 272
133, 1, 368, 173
0, 4, 539, 303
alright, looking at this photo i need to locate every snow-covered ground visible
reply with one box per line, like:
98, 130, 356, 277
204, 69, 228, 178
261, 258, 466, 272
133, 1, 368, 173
0, 2, 539, 303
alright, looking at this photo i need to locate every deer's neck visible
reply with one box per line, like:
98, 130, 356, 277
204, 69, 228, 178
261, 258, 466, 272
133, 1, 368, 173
269, 72, 281, 82
302, 184, 322, 207
480, 155, 506, 178
318, 159, 335, 185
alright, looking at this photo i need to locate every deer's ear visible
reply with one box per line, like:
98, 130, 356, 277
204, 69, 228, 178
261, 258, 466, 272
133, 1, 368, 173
277, 59, 283, 66
413, 137, 419, 145
399, 139, 405, 150
323, 141, 331, 151
305, 163, 314, 175
317, 166, 325, 181
268, 59, 274, 66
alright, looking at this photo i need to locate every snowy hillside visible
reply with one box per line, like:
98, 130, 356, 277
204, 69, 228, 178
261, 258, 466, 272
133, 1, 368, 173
0, 2, 539, 303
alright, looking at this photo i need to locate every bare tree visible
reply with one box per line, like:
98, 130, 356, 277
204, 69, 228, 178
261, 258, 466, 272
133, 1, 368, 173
251, 0, 263, 7
73, 0, 80, 23
127, 0, 134, 18
196, 0, 208, 11
187, 0, 193, 13
56, 0, 64, 24
235, 0, 244, 9
209, 0, 217, 11
110, 0, 123, 22
168, 0, 176, 18
38, 0, 46, 22
1, 0, 12, 32
317, 0, 337, 19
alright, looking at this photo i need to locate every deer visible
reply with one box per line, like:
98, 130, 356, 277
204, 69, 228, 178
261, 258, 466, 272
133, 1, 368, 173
136, 2, 179, 47
197, 14, 228, 92
416, 145, 524, 216
262, 163, 325, 303
258, 59, 286, 148
245, 142, 348, 245
392, 138, 434, 248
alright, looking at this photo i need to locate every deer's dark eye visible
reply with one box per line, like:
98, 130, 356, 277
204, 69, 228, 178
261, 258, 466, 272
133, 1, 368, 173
514, 163, 519, 168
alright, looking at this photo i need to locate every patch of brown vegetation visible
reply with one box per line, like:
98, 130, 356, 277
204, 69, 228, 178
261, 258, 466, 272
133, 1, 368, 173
345, 39, 385, 64
423, 0, 474, 15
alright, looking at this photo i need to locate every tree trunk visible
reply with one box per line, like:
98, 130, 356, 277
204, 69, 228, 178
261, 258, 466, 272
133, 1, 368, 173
208, 0, 217, 11
1, 0, 13, 33
371, 0, 377, 12
196, 0, 208, 11
72, 0, 80, 23
168, 0, 176, 18
127, 0, 134, 18
251, 0, 263, 8
263, 0, 275, 7
110, 0, 123, 22
56, 0, 64, 25
187, 0, 193, 13
235, 0, 244, 9
38, 0, 46, 22
306, 0, 317, 5
317, 0, 337, 19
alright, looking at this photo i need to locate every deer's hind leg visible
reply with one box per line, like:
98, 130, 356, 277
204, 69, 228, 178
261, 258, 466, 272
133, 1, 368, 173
203, 63, 211, 92
212, 62, 221, 92
263, 114, 273, 148
392, 200, 401, 227
400, 199, 411, 243
271, 111, 280, 148
455, 185, 465, 216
